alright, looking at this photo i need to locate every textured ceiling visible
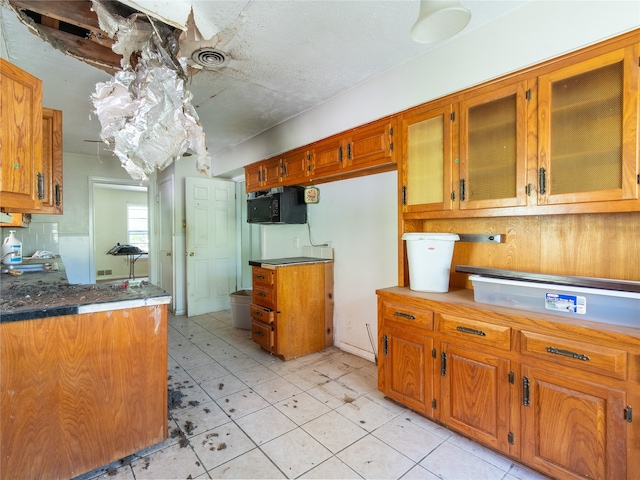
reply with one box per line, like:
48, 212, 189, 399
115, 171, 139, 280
0, 0, 530, 175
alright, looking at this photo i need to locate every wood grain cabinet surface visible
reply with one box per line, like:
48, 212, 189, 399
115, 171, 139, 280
251, 262, 333, 361
400, 30, 640, 220
245, 116, 397, 193
0, 58, 43, 212
377, 287, 640, 480
0, 305, 168, 479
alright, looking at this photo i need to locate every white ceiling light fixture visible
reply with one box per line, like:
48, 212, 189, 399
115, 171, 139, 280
411, 0, 471, 44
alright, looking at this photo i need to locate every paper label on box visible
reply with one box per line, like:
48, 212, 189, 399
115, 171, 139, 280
545, 293, 586, 314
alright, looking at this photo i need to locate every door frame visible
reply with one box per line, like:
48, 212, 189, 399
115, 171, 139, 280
88, 175, 155, 285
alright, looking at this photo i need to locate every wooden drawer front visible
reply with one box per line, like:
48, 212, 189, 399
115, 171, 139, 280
252, 267, 275, 287
381, 300, 433, 329
253, 285, 275, 310
438, 314, 511, 351
252, 320, 275, 351
520, 331, 627, 380
250, 303, 275, 324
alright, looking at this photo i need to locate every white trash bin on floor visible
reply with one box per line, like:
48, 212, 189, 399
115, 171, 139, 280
402, 233, 459, 292
230, 290, 252, 329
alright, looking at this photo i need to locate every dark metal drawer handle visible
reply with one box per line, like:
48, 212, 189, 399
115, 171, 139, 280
253, 311, 263, 317
256, 275, 265, 279
546, 346, 590, 361
257, 292, 267, 297
253, 331, 264, 337
394, 311, 416, 320
456, 326, 486, 336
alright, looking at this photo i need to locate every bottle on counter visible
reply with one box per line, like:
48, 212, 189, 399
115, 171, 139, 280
2, 230, 22, 265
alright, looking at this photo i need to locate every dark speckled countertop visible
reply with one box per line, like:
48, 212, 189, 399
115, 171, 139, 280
0, 257, 170, 323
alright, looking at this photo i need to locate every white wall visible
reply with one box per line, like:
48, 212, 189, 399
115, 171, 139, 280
4, 152, 139, 284
207, 2, 640, 361
259, 173, 397, 360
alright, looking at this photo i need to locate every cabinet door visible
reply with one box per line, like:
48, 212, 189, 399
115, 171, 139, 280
521, 366, 627, 480
38, 108, 63, 214
262, 157, 283, 189
401, 104, 454, 213
310, 136, 345, 178
345, 117, 396, 171
0, 58, 43, 211
537, 45, 638, 205
245, 163, 265, 192
281, 148, 309, 184
380, 326, 435, 416
440, 343, 512, 455
459, 81, 529, 210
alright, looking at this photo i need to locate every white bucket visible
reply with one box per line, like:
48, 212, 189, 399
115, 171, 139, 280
402, 233, 459, 292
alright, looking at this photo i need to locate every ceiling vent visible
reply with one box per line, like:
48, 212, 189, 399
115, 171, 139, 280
191, 48, 228, 69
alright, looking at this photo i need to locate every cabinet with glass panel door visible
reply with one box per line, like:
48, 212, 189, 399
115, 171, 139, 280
400, 101, 455, 214
536, 44, 639, 206
458, 80, 530, 211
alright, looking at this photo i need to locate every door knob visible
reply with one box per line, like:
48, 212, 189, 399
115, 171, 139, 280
166, 252, 172, 256
188, 252, 195, 256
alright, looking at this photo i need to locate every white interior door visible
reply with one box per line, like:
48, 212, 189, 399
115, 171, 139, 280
185, 177, 237, 316
157, 176, 174, 312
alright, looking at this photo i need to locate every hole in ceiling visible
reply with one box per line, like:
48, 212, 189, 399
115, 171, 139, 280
191, 48, 228, 69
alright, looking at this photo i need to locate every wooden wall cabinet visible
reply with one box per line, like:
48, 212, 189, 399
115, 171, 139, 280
377, 287, 639, 480
400, 31, 640, 219
250, 262, 333, 361
245, 116, 397, 193
0, 58, 43, 212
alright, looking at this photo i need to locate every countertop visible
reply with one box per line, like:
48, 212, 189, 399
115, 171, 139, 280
249, 256, 333, 268
0, 257, 170, 323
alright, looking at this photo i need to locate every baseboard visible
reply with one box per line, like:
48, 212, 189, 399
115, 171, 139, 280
337, 341, 376, 363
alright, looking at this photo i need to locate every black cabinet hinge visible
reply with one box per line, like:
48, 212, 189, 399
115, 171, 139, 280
390, 127, 394, 137
401, 186, 407, 205
390, 142, 394, 152
441, 352, 447, 376
432, 348, 437, 359
508, 432, 514, 445
508, 371, 514, 384
451, 191, 455, 201
450, 112, 456, 122
526, 89, 532, 101
624, 405, 633, 423
637, 174, 639, 185
432, 399, 437, 409
459, 179, 466, 202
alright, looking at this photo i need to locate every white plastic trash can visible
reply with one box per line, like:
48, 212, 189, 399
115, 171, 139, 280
230, 290, 252, 329
402, 233, 460, 292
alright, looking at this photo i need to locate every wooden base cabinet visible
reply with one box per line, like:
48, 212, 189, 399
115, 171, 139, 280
0, 305, 168, 479
377, 287, 639, 480
521, 366, 627, 480
251, 262, 333, 361
440, 343, 513, 455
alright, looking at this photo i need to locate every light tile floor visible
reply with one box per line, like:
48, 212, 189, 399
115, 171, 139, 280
76, 310, 551, 480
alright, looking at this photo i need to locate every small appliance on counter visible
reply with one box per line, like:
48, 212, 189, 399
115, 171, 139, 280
247, 186, 307, 224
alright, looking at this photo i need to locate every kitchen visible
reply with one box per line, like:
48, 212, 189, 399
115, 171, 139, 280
2, 1, 640, 479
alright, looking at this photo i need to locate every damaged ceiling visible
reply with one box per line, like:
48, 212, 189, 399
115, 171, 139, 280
0, 0, 531, 177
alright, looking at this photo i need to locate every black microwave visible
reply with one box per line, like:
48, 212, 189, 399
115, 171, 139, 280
247, 186, 307, 224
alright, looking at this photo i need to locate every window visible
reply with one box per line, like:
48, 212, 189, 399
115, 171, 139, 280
127, 204, 148, 252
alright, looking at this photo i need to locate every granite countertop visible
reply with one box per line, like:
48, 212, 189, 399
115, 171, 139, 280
0, 257, 170, 323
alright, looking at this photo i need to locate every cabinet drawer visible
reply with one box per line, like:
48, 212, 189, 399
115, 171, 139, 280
520, 331, 627, 380
381, 300, 433, 329
252, 320, 275, 351
250, 303, 275, 324
438, 314, 511, 351
252, 267, 275, 287
253, 285, 275, 310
